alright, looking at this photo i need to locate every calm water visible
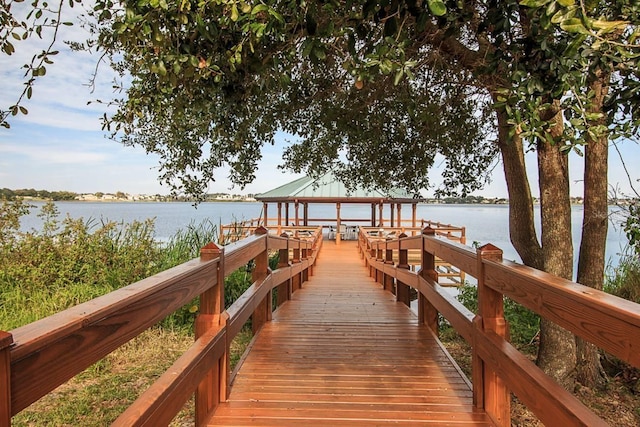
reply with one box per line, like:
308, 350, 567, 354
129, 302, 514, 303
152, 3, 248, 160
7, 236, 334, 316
18, 201, 627, 267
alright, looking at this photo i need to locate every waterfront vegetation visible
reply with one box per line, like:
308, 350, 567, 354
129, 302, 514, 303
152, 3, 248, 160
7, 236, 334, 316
2, 199, 639, 425
0, 200, 257, 425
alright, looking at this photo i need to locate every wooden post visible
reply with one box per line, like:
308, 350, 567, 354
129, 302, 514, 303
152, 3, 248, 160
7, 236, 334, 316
1, 331, 13, 427
390, 203, 395, 228
295, 201, 299, 226
336, 202, 342, 245
252, 227, 271, 335
276, 233, 292, 308
396, 233, 410, 303
371, 203, 376, 227
301, 241, 309, 283
412, 204, 417, 233
303, 202, 309, 226
292, 238, 302, 292
420, 227, 439, 335
475, 243, 510, 427
397, 203, 402, 227
196, 243, 225, 426
263, 202, 268, 227
375, 241, 384, 286
369, 238, 376, 278
277, 202, 282, 234
285, 202, 290, 226
378, 202, 384, 226
383, 239, 394, 292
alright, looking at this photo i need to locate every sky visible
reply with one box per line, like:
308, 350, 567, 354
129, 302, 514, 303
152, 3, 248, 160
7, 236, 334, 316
1, 7, 638, 198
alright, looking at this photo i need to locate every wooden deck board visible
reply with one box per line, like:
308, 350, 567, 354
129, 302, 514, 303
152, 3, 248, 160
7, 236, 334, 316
207, 241, 494, 426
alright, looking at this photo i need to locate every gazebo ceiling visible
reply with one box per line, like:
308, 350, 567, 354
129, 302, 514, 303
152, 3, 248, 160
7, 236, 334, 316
256, 171, 421, 204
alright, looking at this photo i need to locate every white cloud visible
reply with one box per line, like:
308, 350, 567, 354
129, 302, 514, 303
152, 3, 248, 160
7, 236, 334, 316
0, 142, 108, 164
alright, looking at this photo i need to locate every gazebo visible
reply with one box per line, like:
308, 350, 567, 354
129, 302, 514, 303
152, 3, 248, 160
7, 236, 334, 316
255, 171, 422, 244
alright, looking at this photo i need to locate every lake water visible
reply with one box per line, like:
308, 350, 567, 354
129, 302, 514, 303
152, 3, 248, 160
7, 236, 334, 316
17, 201, 628, 268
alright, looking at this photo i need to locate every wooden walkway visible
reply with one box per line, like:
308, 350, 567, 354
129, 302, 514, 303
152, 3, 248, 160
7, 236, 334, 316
208, 241, 494, 426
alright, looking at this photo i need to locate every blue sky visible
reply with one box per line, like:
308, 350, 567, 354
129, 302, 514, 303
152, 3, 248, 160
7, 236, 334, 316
1, 9, 638, 198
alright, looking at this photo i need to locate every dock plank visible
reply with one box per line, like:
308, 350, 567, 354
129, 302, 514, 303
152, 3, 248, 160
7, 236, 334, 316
207, 241, 494, 426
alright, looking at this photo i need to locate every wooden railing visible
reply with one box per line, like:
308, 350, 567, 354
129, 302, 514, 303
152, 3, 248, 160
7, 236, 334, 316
360, 223, 466, 285
218, 218, 264, 243
359, 227, 640, 427
1, 226, 323, 426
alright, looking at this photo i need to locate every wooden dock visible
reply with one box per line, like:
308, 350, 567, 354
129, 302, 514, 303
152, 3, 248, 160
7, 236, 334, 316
208, 241, 494, 426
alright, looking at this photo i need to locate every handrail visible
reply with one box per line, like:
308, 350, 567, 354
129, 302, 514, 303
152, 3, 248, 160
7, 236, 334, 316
359, 226, 640, 427
1, 225, 323, 426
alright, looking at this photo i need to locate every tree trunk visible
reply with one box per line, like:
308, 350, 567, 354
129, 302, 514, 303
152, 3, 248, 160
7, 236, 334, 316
535, 103, 576, 389
494, 107, 543, 270
576, 69, 610, 388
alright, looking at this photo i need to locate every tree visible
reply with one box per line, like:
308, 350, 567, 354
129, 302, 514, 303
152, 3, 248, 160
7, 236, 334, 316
3, 0, 639, 390
0, 0, 77, 128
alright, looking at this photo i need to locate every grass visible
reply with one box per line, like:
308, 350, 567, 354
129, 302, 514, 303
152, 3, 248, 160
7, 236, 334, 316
1, 200, 259, 425
12, 326, 255, 426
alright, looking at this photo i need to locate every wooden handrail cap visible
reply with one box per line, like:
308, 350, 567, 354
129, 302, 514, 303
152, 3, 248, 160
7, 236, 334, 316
255, 226, 269, 235
200, 242, 222, 260
477, 243, 503, 260
422, 226, 436, 235
0, 330, 14, 349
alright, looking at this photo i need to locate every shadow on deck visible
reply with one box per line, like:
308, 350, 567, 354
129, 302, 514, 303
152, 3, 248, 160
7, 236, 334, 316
208, 242, 494, 426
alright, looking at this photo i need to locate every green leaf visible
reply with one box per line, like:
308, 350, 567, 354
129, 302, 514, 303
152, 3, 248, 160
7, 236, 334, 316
557, 0, 574, 6
268, 9, 284, 24
591, 19, 629, 35
427, 0, 447, 16
551, 5, 577, 24
584, 112, 603, 121
559, 18, 590, 34
393, 69, 403, 86
251, 4, 268, 15
519, 0, 552, 7
231, 4, 239, 22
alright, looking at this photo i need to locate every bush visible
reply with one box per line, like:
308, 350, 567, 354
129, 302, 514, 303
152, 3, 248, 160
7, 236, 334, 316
0, 202, 160, 329
605, 256, 640, 304
455, 283, 540, 347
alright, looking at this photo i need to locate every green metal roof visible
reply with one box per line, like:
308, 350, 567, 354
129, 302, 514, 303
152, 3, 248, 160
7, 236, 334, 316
256, 171, 418, 202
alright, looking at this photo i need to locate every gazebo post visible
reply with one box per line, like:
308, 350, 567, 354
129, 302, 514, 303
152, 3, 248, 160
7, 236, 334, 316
263, 202, 268, 227
304, 203, 309, 226
336, 202, 342, 245
285, 202, 290, 226
390, 203, 395, 228
295, 201, 299, 226
378, 202, 384, 227
412, 204, 417, 234
397, 203, 402, 228
371, 203, 376, 227
277, 202, 282, 234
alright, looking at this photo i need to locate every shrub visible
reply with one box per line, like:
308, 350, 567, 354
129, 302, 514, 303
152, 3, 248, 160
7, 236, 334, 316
455, 283, 540, 347
605, 256, 640, 304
